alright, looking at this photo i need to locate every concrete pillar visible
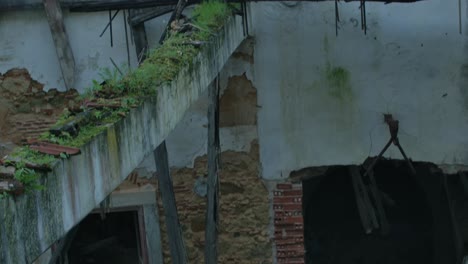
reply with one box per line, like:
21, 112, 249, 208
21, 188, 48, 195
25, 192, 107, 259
143, 204, 164, 264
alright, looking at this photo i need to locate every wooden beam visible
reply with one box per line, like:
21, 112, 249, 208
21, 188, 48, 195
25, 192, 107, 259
131, 23, 148, 63
159, 0, 188, 43
128, 10, 150, 63
205, 77, 220, 264
43, 0, 75, 90
366, 169, 390, 235
349, 166, 378, 234
153, 142, 187, 264
0, 0, 422, 11
128, 6, 174, 26
1, 0, 184, 11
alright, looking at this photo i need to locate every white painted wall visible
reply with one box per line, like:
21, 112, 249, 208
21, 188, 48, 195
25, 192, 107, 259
250, 1, 468, 179
0, 10, 138, 92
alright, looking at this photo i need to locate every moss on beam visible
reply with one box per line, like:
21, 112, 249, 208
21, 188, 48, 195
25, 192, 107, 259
2, 1, 235, 195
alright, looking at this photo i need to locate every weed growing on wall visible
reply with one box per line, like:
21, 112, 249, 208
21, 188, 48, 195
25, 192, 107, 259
3, 1, 233, 193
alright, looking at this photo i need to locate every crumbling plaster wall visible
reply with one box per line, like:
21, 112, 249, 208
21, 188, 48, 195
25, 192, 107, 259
134, 38, 272, 262
137, 38, 257, 170
0, 10, 138, 92
250, 0, 468, 179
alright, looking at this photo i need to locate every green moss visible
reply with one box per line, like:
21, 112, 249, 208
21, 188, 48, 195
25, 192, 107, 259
192, 1, 230, 39
3, 1, 233, 191
42, 124, 107, 148
9, 147, 56, 167
325, 65, 353, 100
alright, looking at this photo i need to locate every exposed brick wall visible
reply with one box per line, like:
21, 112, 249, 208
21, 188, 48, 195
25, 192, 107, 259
273, 182, 305, 264
0, 68, 79, 154
14, 115, 58, 142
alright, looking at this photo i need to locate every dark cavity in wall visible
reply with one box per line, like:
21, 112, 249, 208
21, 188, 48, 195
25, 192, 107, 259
302, 160, 465, 264
68, 210, 143, 264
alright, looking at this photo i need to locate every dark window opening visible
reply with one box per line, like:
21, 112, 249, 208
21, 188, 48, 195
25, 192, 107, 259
303, 160, 464, 264
68, 210, 142, 264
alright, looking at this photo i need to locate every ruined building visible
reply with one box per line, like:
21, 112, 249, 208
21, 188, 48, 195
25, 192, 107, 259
1, 0, 468, 263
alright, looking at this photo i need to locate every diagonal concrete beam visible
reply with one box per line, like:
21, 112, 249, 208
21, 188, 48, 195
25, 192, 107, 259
0, 15, 245, 264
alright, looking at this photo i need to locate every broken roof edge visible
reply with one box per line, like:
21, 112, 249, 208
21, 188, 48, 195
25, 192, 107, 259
0, 14, 246, 264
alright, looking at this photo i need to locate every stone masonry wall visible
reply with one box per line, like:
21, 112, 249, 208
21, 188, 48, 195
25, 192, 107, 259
156, 140, 272, 263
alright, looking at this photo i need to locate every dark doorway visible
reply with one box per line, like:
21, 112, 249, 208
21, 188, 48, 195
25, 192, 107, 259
302, 160, 458, 264
68, 210, 142, 264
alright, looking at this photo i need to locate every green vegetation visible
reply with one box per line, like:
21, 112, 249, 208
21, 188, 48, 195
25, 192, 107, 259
13, 163, 45, 193
9, 147, 56, 167
192, 1, 231, 39
325, 64, 353, 100
1, 1, 233, 195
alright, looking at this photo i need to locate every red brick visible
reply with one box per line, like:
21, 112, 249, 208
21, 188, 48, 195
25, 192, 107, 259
275, 211, 302, 217
276, 183, 292, 190
274, 216, 303, 225
274, 189, 303, 197
273, 204, 302, 211
277, 250, 305, 258
276, 237, 304, 245
273, 197, 302, 204
275, 222, 303, 229
274, 230, 303, 238
277, 242, 304, 249
278, 258, 305, 264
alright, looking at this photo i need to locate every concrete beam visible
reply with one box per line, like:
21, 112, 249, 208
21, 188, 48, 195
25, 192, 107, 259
0, 15, 245, 264
43, 0, 75, 90
108, 184, 157, 208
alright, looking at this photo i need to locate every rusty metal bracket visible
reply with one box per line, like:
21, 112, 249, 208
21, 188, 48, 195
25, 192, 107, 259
363, 114, 416, 178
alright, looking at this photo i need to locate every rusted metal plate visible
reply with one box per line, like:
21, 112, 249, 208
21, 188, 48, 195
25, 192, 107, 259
29, 142, 81, 156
